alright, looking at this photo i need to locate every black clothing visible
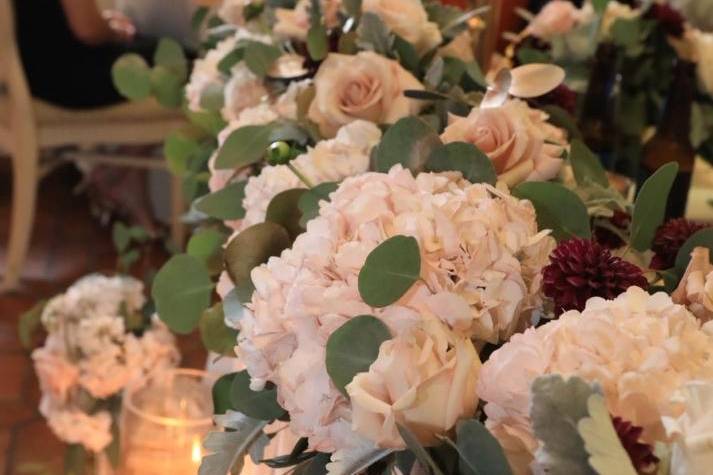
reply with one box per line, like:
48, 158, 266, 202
12, 0, 156, 108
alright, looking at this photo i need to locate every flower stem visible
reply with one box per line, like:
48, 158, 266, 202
287, 163, 314, 189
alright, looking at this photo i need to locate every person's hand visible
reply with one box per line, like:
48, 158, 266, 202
102, 10, 136, 43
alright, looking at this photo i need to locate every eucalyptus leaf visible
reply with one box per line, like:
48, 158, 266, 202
218, 48, 245, 75
592, 0, 610, 14
541, 105, 582, 141
111, 54, 151, 100
266, 188, 308, 239
294, 453, 331, 475
393, 36, 419, 73
516, 47, 552, 65
530, 375, 601, 475
200, 82, 226, 112
513, 182, 591, 241
307, 24, 329, 61
163, 129, 202, 176
356, 13, 393, 55
152, 254, 214, 334
214, 124, 274, 169
425, 142, 496, 185
425, 56, 445, 89
674, 227, 713, 273
463, 61, 487, 89
154, 37, 188, 79
297, 182, 339, 227
454, 419, 513, 475
18, 299, 47, 350
199, 412, 268, 475
358, 235, 421, 307
243, 41, 282, 77
374, 117, 442, 173
150, 65, 184, 108
112, 222, 131, 253
630, 162, 678, 252
570, 139, 609, 188
195, 181, 247, 220
396, 424, 444, 475
325, 315, 391, 395
224, 222, 292, 303
186, 108, 227, 135
187, 228, 227, 274
230, 370, 286, 420
213, 372, 238, 415
200, 303, 239, 356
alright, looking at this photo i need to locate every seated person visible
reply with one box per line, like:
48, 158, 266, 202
13, 0, 155, 108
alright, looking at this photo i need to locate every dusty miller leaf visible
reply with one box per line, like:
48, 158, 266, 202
578, 394, 638, 475
200, 411, 268, 475
530, 375, 601, 475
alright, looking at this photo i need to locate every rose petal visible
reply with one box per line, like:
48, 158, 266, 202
509, 63, 565, 98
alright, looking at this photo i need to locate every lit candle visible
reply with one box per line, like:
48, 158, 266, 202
119, 369, 215, 475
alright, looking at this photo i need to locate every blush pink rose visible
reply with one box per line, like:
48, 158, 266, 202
347, 319, 480, 448
526, 0, 581, 39
441, 99, 566, 187
307, 52, 424, 137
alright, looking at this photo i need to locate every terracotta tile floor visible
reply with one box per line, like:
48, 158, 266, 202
0, 161, 205, 474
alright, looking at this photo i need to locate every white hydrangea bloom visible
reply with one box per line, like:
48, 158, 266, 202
478, 287, 713, 474
185, 29, 272, 112
237, 166, 554, 452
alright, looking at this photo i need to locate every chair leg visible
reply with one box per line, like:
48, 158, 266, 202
2, 139, 39, 291
170, 174, 185, 249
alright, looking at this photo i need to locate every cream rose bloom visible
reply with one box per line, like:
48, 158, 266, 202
237, 165, 554, 451
525, 0, 581, 39
663, 381, 713, 475
441, 99, 566, 187
478, 287, 713, 474
673, 247, 713, 323
307, 52, 425, 137
274, 0, 341, 40
347, 319, 480, 448
362, 0, 442, 54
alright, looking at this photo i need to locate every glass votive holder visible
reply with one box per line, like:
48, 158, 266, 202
119, 368, 215, 475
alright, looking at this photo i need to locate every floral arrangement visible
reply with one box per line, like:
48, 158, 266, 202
502, 0, 713, 175
104, 0, 713, 474
25, 275, 179, 468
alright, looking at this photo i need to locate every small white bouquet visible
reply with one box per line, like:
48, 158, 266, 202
31, 274, 180, 460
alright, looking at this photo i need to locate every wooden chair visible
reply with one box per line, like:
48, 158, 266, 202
0, 0, 187, 291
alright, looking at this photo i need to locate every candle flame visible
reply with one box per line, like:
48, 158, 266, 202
192, 437, 202, 464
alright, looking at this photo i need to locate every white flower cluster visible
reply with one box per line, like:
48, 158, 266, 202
185, 29, 272, 115
33, 275, 179, 452
478, 286, 713, 474
236, 165, 554, 452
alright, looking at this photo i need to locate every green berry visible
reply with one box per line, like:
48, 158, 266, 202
267, 141, 291, 165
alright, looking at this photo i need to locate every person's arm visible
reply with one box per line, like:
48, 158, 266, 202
59, 0, 135, 45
